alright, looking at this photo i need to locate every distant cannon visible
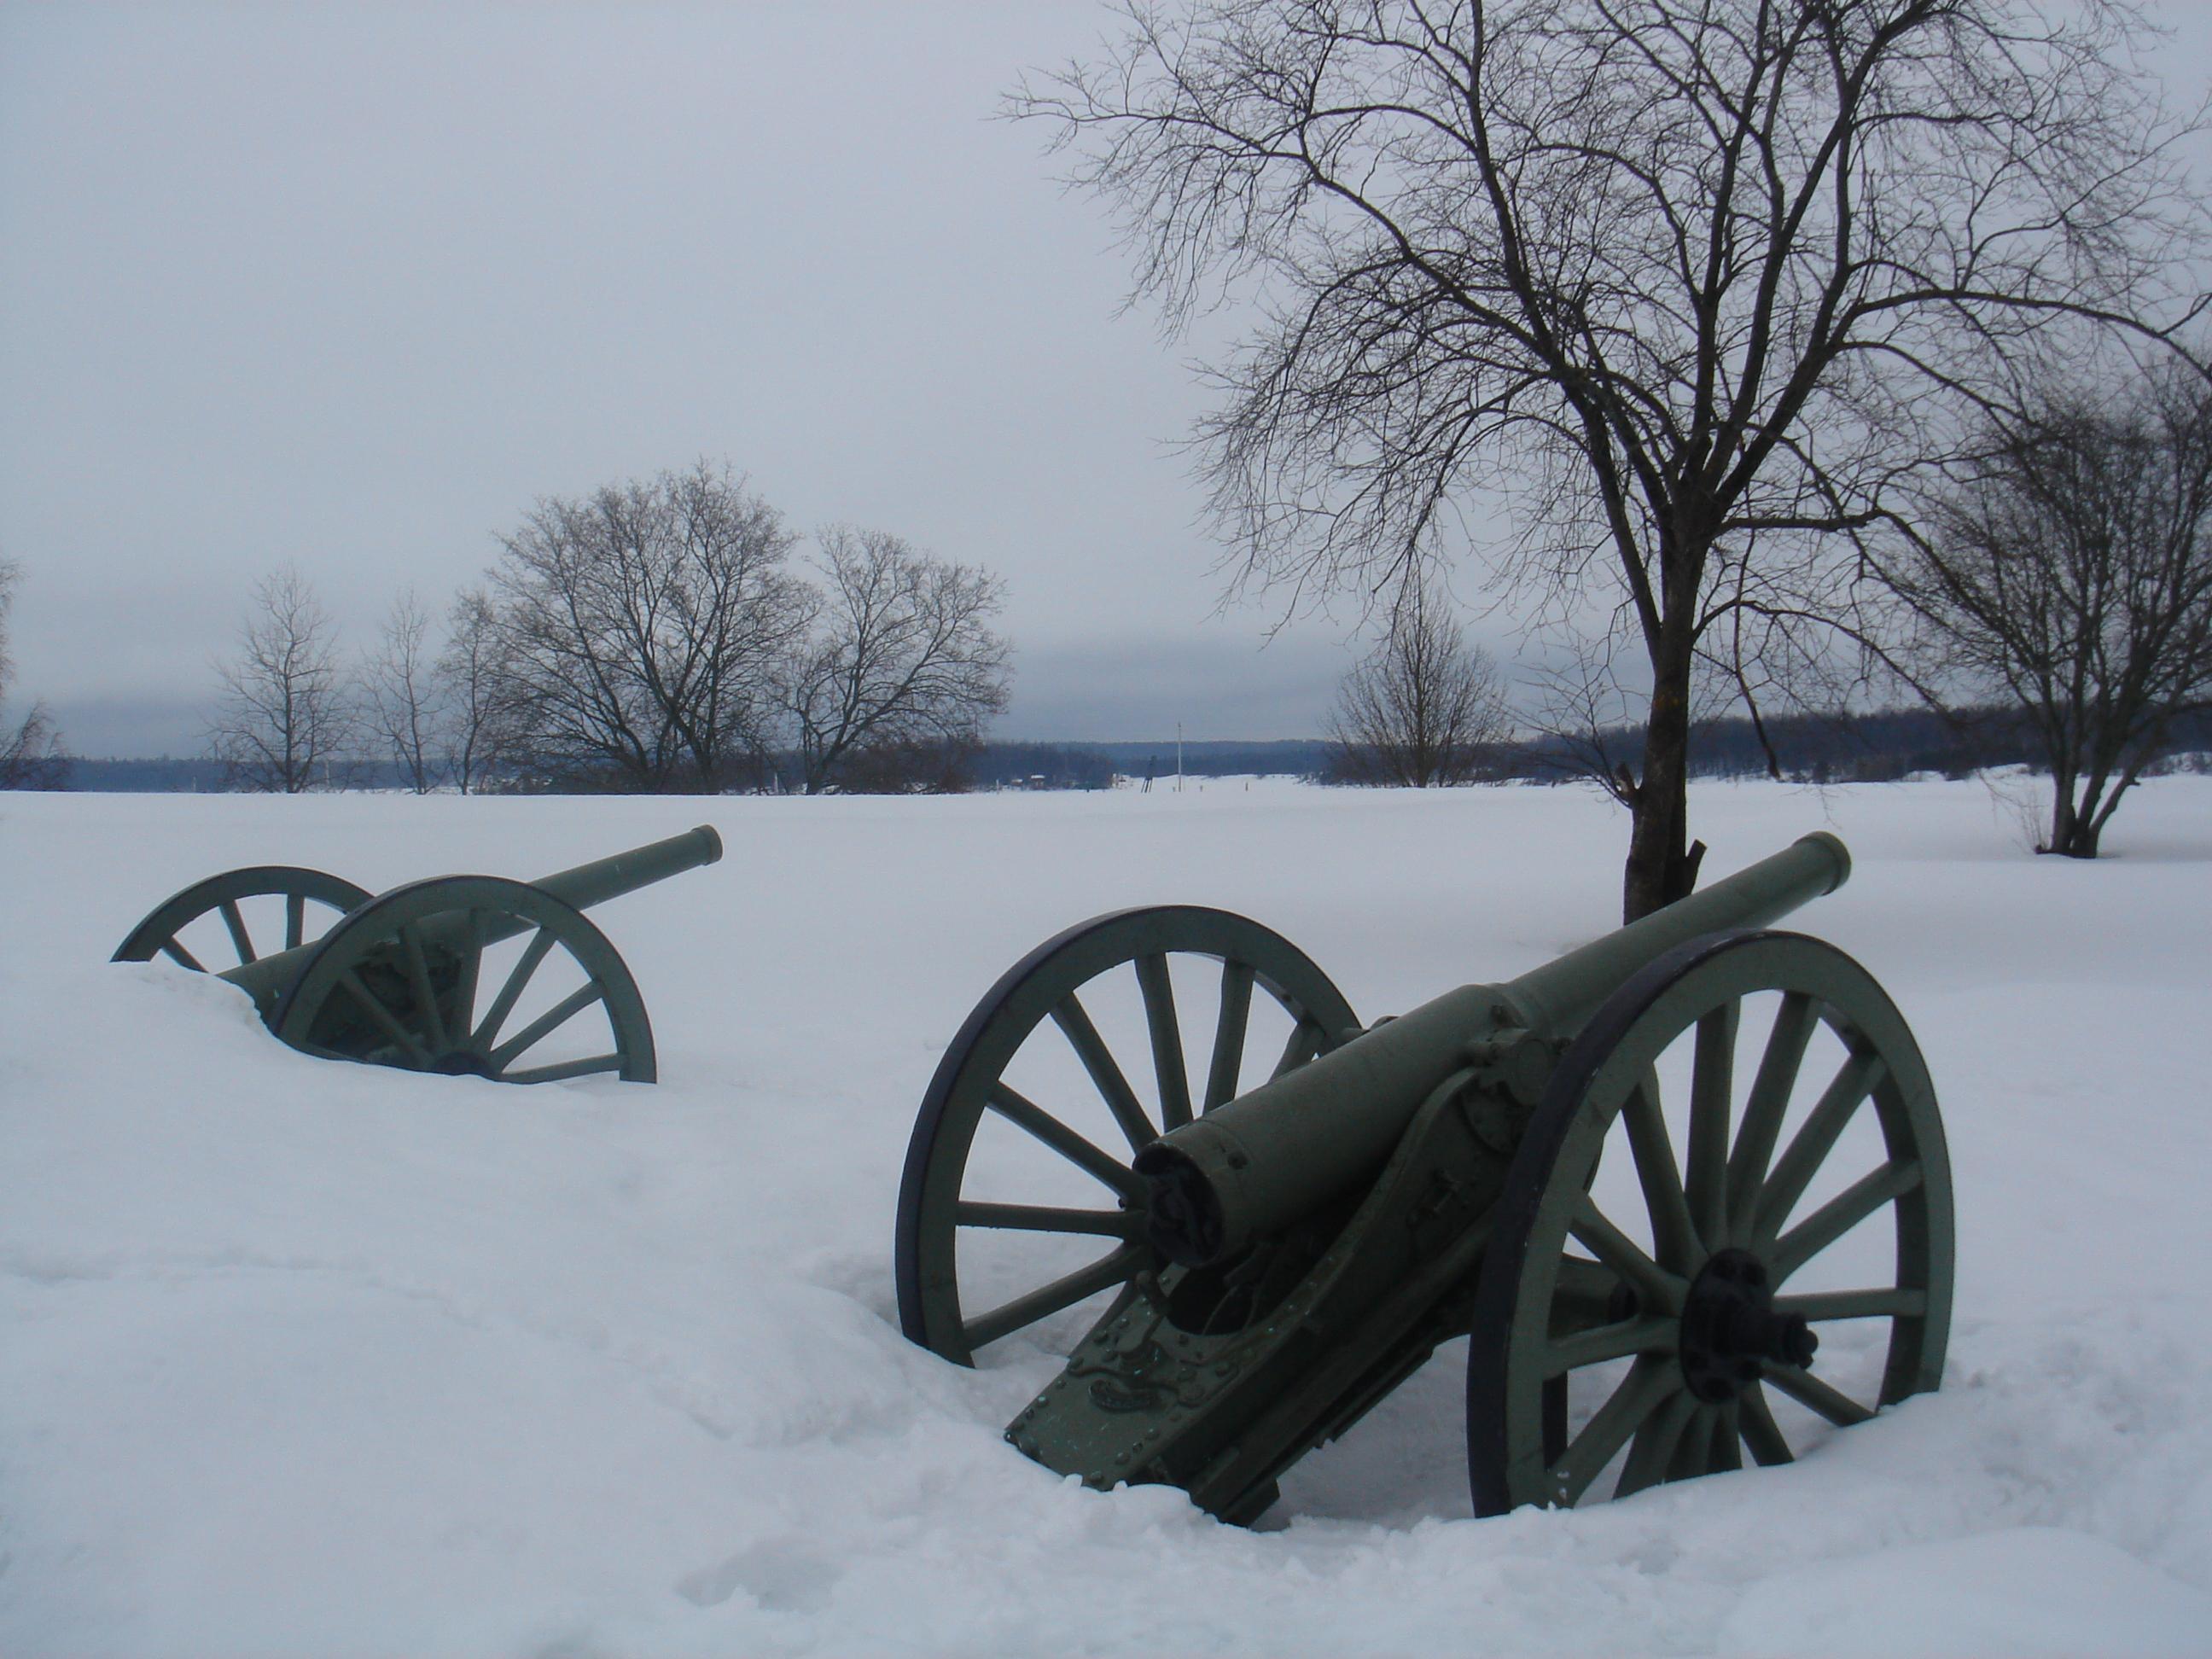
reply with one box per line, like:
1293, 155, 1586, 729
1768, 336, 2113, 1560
114, 826, 722, 1084
896, 834, 1951, 1520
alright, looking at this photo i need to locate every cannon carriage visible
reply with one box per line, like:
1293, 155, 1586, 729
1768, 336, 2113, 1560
896, 833, 1952, 1521
113, 825, 722, 1085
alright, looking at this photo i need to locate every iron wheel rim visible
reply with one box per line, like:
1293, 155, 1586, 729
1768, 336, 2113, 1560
112, 865, 370, 970
271, 875, 657, 1083
1467, 928, 1953, 1515
895, 904, 1359, 1366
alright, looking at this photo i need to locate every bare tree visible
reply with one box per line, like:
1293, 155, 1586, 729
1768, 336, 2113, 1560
364, 590, 442, 794
835, 732, 987, 795
437, 585, 512, 795
1324, 577, 1509, 785
779, 527, 1012, 795
209, 565, 354, 793
1885, 364, 2212, 857
0, 558, 69, 789
488, 463, 807, 791
1017, 0, 2205, 918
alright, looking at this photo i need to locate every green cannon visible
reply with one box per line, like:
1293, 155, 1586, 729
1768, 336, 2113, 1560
895, 834, 1952, 1520
113, 825, 722, 1084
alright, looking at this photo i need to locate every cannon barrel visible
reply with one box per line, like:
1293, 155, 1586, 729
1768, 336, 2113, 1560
217, 824, 725, 1011
1134, 832, 1852, 1266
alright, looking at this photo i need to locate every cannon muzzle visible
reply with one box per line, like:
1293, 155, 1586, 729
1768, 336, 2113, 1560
521, 824, 725, 937
1135, 832, 1851, 1266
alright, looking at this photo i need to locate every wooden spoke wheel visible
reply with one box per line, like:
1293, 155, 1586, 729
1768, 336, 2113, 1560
896, 905, 1360, 1366
270, 875, 657, 1084
1468, 929, 1952, 1515
113, 866, 371, 970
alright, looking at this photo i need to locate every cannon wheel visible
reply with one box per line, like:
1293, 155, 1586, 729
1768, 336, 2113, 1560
897, 905, 1360, 1366
1467, 929, 1952, 1515
270, 875, 657, 1083
112, 866, 371, 970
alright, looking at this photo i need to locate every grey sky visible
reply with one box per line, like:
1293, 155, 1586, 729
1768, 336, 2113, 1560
5, 3, 2209, 757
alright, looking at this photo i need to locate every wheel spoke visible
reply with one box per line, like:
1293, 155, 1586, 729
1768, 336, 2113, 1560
1551, 1254, 1627, 1325
1622, 1067, 1700, 1272
961, 1243, 1147, 1352
1707, 1401, 1743, 1472
1547, 1354, 1677, 1506
1763, 1363, 1875, 1427
400, 925, 447, 1054
489, 981, 604, 1070
1773, 1286, 1926, 1322
335, 969, 434, 1066
1615, 1386, 1699, 1499
986, 1082, 1146, 1202
1051, 992, 1156, 1155
450, 911, 487, 1039
1751, 1051, 1885, 1246
159, 937, 207, 972
1739, 1382, 1793, 1465
1570, 1197, 1686, 1315
1203, 960, 1254, 1110
285, 892, 306, 952
1685, 1000, 1738, 1249
1668, 1404, 1722, 1481
1548, 1313, 1678, 1375
472, 927, 557, 1047
1726, 992, 1817, 1237
218, 899, 256, 965
958, 1201, 1137, 1238
1270, 1018, 1324, 1080
1134, 954, 1193, 1132
503, 1052, 624, 1085
1771, 1160, 1922, 1282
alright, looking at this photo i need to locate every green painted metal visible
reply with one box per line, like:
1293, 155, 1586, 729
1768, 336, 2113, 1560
212, 824, 722, 1016
897, 832, 1952, 1522
119, 824, 719, 1085
111, 866, 372, 971
270, 874, 658, 1081
1137, 832, 1852, 1268
1465, 929, 1951, 1514
894, 905, 1359, 1367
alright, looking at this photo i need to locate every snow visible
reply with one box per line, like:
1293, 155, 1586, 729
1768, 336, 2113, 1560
3, 776, 2209, 1656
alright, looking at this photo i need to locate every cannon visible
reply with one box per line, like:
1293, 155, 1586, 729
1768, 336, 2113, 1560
113, 825, 722, 1084
895, 833, 1951, 1521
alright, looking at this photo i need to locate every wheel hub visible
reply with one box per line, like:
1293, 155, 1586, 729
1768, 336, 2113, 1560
1679, 1248, 1816, 1402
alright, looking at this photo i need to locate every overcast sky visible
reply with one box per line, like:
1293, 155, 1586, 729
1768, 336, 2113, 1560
5, 2, 2210, 757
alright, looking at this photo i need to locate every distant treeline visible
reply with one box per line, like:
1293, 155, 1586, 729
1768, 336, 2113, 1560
49, 707, 2212, 795
63, 744, 1121, 795
61, 740, 1295, 793
1515, 703, 2212, 788
1062, 740, 1335, 780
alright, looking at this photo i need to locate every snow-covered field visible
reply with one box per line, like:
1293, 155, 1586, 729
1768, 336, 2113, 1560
3, 776, 2209, 1656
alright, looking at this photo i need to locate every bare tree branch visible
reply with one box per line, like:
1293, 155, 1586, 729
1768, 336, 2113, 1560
1324, 573, 1511, 784
0, 558, 69, 790
778, 527, 1013, 795
365, 590, 442, 794
487, 462, 808, 791
207, 565, 354, 793
436, 585, 514, 795
1880, 356, 2212, 855
1016, 0, 2208, 917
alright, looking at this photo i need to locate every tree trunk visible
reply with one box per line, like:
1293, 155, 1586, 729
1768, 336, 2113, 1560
2044, 779, 2097, 858
2047, 791, 2103, 858
1621, 668, 1703, 921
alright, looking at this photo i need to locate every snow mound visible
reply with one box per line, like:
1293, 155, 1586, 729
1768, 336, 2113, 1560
3, 778, 2209, 1654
